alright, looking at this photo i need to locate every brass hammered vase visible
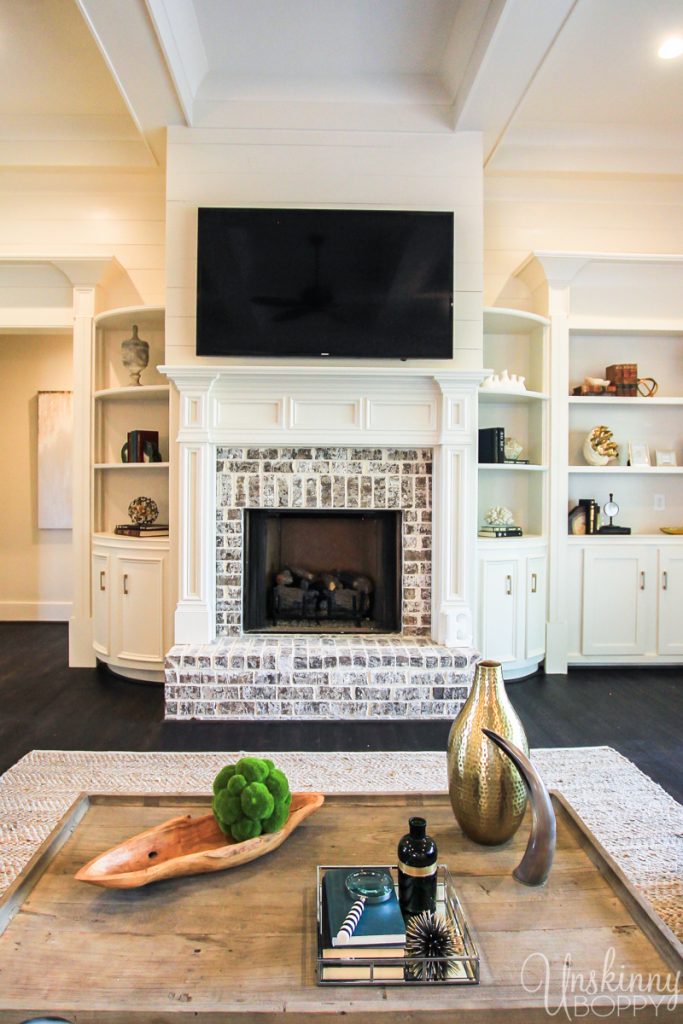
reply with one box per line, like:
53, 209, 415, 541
447, 660, 529, 845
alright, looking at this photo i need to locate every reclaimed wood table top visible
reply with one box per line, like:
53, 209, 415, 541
0, 791, 680, 1023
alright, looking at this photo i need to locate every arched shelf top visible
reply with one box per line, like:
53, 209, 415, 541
94, 305, 165, 330
483, 307, 549, 334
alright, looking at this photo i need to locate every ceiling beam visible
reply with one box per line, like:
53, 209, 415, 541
76, 0, 187, 162
452, 0, 579, 166
144, 0, 210, 127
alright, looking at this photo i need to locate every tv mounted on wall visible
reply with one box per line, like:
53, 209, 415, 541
196, 207, 453, 358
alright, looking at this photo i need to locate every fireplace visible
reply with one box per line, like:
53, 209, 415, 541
162, 366, 481, 722
243, 509, 402, 633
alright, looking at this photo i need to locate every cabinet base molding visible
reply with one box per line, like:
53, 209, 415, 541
568, 655, 683, 667
503, 657, 544, 681
98, 659, 165, 684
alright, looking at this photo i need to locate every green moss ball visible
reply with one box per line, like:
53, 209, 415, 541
264, 768, 290, 802
240, 781, 275, 821
227, 773, 247, 796
236, 757, 270, 784
212, 764, 236, 795
262, 801, 290, 834
231, 817, 263, 842
214, 789, 242, 826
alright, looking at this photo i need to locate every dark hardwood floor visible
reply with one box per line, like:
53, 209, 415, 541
1, 623, 681, 802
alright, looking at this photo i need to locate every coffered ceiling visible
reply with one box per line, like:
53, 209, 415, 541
0, 0, 681, 176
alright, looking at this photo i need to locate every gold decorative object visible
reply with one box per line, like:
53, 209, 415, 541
637, 377, 658, 397
583, 425, 619, 466
447, 660, 529, 845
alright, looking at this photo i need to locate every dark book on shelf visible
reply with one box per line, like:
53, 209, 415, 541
478, 427, 505, 463
478, 527, 523, 538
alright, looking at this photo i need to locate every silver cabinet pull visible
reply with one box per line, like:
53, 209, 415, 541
531, 573, 538, 594
640, 571, 645, 591
505, 574, 512, 596
123, 573, 129, 595
663, 571, 668, 591
99, 570, 106, 592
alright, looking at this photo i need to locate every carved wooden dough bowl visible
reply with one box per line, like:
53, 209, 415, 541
75, 792, 325, 888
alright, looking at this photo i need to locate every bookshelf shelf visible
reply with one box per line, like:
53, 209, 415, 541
479, 463, 547, 472
479, 389, 549, 404
568, 465, 683, 475
93, 462, 169, 470
94, 385, 170, 401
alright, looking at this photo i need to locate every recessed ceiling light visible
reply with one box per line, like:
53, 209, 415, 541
658, 36, 683, 59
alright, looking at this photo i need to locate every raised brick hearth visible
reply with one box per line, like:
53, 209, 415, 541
165, 635, 476, 720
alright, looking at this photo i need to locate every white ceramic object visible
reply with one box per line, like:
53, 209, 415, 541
480, 370, 527, 393
485, 506, 515, 527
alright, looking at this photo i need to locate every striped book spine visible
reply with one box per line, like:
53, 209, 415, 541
335, 896, 366, 944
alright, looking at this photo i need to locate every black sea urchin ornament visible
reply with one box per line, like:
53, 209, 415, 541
405, 911, 462, 981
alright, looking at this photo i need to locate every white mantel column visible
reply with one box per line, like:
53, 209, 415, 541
165, 370, 219, 644
432, 375, 483, 647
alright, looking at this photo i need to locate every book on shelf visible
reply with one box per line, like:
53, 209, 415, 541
115, 524, 169, 537
478, 427, 505, 464
478, 526, 523, 538
320, 868, 405, 981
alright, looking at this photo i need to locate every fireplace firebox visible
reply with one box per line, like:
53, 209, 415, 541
243, 510, 402, 633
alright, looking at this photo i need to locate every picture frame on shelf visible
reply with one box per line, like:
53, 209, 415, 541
655, 450, 678, 467
628, 441, 651, 468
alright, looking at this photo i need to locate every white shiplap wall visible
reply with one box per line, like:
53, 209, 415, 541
0, 168, 165, 309
165, 127, 484, 369
485, 175, 683, 307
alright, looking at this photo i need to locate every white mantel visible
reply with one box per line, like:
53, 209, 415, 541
160, 365, 483, 649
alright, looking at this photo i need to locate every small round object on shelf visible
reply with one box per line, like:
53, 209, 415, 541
128, 496, 159, 525
637, 377, 658, 397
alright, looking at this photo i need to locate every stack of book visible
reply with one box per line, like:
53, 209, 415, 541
320, 868, 406, 981
478, 525, 523, 538
114, 523, 169, 538
478, 427, 505, 463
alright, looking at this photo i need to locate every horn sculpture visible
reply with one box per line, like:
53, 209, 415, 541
481, 728, 556, 886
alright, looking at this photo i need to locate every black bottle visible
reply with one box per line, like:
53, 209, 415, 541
397, 816, 437, 917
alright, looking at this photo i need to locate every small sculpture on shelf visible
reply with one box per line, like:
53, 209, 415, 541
128, 496, 159, 525
571, 376, 615, 397
480, 369, 527, 393
583, 425, 619, 466
485, 506, 514, 528
503, 437, 524, 462
121, 325, 149, 386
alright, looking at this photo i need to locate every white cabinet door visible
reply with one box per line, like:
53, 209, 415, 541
91, 552, 110, 657
658, 548, 683, 655
525, 555, 547, 660
480, 557, 521, 664
582, 546, 654, 656
114, 555, 165, 663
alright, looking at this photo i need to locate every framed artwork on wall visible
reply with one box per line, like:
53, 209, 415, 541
37, 390, 73, 529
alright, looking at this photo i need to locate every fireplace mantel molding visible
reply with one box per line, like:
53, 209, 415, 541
160, 365, 484, 650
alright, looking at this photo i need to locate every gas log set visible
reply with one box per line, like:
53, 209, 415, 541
271, 567, 374, 627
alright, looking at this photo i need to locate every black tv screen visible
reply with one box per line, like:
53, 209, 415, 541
196, 208, 453, 358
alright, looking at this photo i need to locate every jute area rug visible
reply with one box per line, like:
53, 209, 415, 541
1, 746, 681, 940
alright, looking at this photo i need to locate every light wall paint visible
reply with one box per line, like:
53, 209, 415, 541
485, 175, 683, 306
0, 167, 165, 309
165, 127, 484, 369
0, 334, 73, 620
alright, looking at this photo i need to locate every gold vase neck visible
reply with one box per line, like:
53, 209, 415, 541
471, 661, 507, 703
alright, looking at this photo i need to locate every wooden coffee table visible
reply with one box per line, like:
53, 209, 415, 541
0, 792, 680, 1022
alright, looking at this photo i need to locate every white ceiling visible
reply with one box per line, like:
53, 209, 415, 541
0, 0, 681, 176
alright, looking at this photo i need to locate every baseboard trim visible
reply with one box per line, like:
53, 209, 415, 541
0, 600, 72, 622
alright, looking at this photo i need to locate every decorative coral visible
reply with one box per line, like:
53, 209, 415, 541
484, 506, 515, 528
583, 425, 619, 466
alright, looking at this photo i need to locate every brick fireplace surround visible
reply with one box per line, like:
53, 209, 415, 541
161, 367, 482, 720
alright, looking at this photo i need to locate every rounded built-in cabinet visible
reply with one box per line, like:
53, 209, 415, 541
91, 306, 171, 682
477, 309, 550, 678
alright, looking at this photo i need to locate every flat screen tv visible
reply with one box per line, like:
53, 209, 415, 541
196, 207, 453, 358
